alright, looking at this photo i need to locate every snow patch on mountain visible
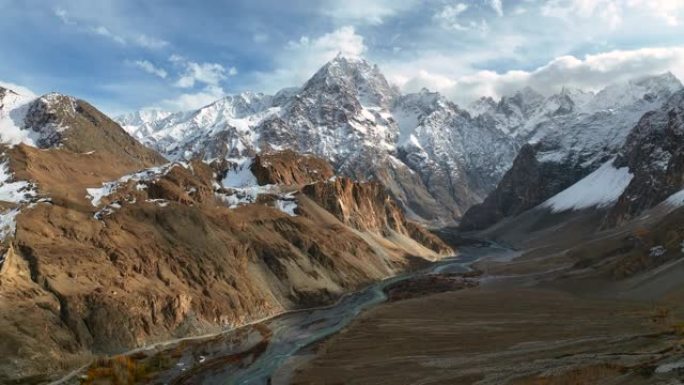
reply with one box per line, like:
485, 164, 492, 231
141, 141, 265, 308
542, 159, 633, 213
0, 159, 38, 241
0, 88, 84, 148
0, 161, 35, 204
216, 157, 300, 215
117, 108, 173, 136
0, 208, 21, 241
86, 163, 188, 207
664, 189, 684, 207
470, 73, 683, 167
275, 193, 298, 216
222, 158, 258, 188
0, 88, 38, 146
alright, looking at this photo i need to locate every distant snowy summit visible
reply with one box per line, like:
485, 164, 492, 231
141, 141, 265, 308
461, 74, 684, 231
118, 56, 684, 225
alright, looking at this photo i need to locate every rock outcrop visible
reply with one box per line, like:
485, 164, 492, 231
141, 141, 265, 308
250, 150, 334, 186
460, 144, 587, 231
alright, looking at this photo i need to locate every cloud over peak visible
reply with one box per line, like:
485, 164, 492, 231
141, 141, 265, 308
395, 46, 684, 105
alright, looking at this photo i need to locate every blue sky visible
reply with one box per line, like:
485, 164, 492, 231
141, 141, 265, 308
1, 0, 684, 114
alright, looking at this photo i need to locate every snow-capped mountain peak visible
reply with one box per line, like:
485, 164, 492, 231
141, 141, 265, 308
117, 108, 172, 128
302, 54, 399, 109
589, 72, 683, 112
0, 89, 80, 147
500, 86, 545, 115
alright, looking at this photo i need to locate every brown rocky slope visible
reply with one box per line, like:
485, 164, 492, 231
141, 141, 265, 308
0, 116, 451, 384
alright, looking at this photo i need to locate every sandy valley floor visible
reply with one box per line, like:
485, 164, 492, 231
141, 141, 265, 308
291, 282, 684, 385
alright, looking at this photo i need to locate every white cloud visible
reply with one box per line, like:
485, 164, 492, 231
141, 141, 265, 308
90, 26, 126, 45
488, 0, 504, 16
144, 55, 237, 111
321, 0, 421, 24
433, 2, 495, 33
129, 60, 168, 78
402, 70, 457, 93
628, 0, 684, 26
0, 81, 36, 98
252, 26, 367, 92
54, 8, 74, 25
170, 56, 235, 88
287, 26, 366, 58
160, 85, 226, 111
135, 34, 170, 49
434, 3, 471, 30
395, 46, 684, 105
53, 7, 168, 48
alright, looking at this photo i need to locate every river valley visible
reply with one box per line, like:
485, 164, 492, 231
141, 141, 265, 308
68, 246, 513, 385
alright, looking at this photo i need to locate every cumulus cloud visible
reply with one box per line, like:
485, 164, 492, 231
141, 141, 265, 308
150, 55, 237, 111
629, 0, 684, 26
252, 26, 367, 92
287, 26, 366, 58
129, 60, 168, 78
170, 55, 236, 88
395, 46, 684, 105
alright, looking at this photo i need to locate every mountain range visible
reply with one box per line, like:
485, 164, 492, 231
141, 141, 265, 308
3, 54, 684, 383
118, 56, 683, 227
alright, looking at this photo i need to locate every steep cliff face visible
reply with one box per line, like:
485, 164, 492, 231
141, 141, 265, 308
0, 138, 450, 382
250, 150, 334, 186
301, 176, 451, 254
459, 144, 586, 231
605, 90, 684, 226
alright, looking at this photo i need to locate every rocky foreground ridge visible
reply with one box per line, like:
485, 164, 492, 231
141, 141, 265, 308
0, 87, 451, 383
